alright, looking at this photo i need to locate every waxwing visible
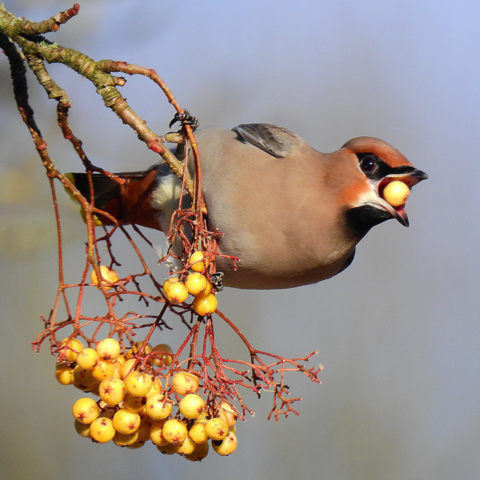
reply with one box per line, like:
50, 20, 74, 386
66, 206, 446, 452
66, 124, 427, 289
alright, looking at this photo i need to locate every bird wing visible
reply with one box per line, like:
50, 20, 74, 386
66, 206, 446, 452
232, 124, 303, 158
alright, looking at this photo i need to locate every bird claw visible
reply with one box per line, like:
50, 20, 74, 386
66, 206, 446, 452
210, 272, 224, 291
169, 110, 199, 131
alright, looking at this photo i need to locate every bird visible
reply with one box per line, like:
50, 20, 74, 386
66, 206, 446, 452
66, 123, 427, 290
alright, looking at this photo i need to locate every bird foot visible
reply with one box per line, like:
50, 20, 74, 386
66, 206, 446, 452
169, 110, 199, 131
210, 272, 224, 291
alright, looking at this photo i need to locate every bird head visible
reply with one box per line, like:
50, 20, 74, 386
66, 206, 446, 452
336, 137, 428, 237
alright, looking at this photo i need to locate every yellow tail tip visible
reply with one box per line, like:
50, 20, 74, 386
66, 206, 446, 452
63, 173, 80, 204
80, 208, 104, 226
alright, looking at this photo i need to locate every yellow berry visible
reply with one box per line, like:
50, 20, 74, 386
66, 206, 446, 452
184, 441, 209, 461
178, 394, 206, 419
146, 377, 163, 398
112, 408, 141, 435
91, 265, 118, 290
120, 358, 137, 379
60, 337, 84, 362
146, 393, 172, 421
162, 418, 188, 445
89, 417, 116, 444
136, 419, 152, 442
96, 338, 121, 361
123, 393, 147, 413
91, 383, 102, 397
113, 430, 139, 447
189, 251, 209, 273
150, 420, 168, 446
136, 405, 149, 420
127, 441, 145, 449
173, 435, 197, 455
124, 371, 153, 397
72, 377, 96, 393
196, 410, 208, 422
98, 377, 126, 406
92, 360, 116, 382
55, 363, 74, 385
166, 282, 189, 304
98, 405, 116, 420
192, 294, 218, 316
188, 420, 209, 444
171, 371, 199, 396
162, 277, 179, 293
195, 280, 212, 298
72, 397, 99, 424
112, 363, 122, 379
184, 273, 208, 296
157, 443, 176, 455
383, 180, 410, 207
212, 431, 237, 456
205, 417, 229, 441
76, 348, 100, 370
73, 365, 98, 389
150, 344, 173, 367
74, 419, 91, 438
115, 355, 126, 366
125, 341, 152, 360
217, 402, 237, 427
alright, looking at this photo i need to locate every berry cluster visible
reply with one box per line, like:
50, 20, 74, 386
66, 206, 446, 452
162, 251, 218, 316
57, 336, 238, 459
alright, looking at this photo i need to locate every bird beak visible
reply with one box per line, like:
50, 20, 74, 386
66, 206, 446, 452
378, 168, 428, 227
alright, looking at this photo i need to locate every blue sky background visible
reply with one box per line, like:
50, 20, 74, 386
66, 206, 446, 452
1, 1, 480, 479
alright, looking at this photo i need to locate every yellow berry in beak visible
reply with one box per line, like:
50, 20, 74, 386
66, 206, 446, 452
383, 180, 410, 207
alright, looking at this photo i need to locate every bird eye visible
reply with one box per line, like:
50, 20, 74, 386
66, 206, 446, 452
359, 154, 379, 174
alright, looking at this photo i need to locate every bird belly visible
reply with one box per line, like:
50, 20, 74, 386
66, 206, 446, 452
212, 225, 356, 290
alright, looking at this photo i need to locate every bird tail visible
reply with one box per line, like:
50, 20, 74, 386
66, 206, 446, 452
64, 172, 125, 226
64, 166, 164, 229
63, 165, 187, 232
